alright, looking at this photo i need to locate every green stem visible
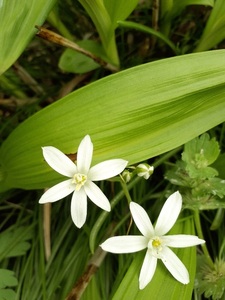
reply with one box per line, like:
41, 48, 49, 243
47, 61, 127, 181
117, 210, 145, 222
194, 210, 214, 269
119, 175, 133, 204
89, 176, 140, 253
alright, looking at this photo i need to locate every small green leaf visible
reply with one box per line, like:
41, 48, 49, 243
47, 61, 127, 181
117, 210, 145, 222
0, 269, 18, 289
196, 257, 225, 300
0, 288, 16, 300
182, 134, 220, 179
59, 40, 106, 74
0, 227, 31, 260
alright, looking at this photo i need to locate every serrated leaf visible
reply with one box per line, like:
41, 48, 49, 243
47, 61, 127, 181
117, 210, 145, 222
182, 134, 220, 179
112, 216, 196, 300
0, 0, 56, 75
0, 269, 18, 289
0, 227, 31, 260
0, 288, 16, 300
1, 51, 225, 191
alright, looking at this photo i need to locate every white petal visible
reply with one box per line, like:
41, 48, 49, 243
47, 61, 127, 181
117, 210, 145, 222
84, 180, 110, 211
130, 202, 154, 238
160, 246, 189, 284
39, 179, 75, 203
77, 135, 93, 174
155, 191, 182, 236
88, 159, 128, 181
100, 236, 148, 253
139, 249, 157, 289
42, 146, 77, 177
71, 188, 87, 228
162, 235, 205, 248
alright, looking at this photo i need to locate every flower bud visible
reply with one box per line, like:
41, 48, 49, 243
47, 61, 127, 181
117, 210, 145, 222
122, 169, 133, 183
136, 163, 154, 180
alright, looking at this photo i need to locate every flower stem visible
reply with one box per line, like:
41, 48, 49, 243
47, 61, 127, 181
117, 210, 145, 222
119, 175, 133, 204
193, 210, 214, 269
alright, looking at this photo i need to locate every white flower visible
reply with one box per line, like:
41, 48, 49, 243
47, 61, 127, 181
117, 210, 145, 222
100, 191, 205, 289
39, 135, 128, 228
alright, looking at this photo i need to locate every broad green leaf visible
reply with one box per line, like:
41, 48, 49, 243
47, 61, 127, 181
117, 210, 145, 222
194, 0, 225, 52
1, 50, 225, 191
0, 0, 56, 75
0, 269, 18, 288
112, 216, 196, 300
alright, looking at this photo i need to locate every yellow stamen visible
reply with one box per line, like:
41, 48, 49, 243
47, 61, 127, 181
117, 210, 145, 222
72, 173, 87, 191
152, 238, 161, 248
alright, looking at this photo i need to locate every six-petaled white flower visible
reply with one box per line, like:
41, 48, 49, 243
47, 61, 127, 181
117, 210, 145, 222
100, 191, 205, 289
39, 135, 128, 228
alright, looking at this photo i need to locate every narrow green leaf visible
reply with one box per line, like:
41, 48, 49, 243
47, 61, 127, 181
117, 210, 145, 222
117, 20, 179, 54
0, 0, 56, 75
78, 0, 119, 66
112, 216, 196, 300
194, 0, 225, 52
1, 51, 225, 191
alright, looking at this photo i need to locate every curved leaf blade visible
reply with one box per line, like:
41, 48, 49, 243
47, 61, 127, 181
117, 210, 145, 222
1, 51, 225, 191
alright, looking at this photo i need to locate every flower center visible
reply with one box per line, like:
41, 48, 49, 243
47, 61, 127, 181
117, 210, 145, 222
72, 173, 87, 191
152, 238, 161, 248
148, 237, 163, 256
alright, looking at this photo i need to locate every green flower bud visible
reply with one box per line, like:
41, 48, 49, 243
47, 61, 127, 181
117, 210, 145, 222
136, 163, 154, 180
